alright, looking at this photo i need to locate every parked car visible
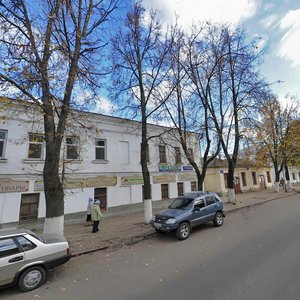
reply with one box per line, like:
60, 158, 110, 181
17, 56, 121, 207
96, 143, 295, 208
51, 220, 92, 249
0, 228, 71, 292
150, 192, 225, 240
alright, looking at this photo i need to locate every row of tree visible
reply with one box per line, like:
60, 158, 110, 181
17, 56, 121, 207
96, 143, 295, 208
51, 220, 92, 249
0, 1, 299, 234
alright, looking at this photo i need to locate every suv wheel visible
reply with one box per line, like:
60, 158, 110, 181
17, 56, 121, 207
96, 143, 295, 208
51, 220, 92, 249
213, 212, 224, 227
176, 222, 190, 240
18, 266, 46, 292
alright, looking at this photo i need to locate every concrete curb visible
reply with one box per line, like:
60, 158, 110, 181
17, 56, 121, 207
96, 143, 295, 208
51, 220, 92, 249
70, 191, 299, 256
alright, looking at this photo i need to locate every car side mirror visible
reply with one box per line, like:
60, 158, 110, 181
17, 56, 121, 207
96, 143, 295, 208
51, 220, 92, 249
194, 207, 201, 212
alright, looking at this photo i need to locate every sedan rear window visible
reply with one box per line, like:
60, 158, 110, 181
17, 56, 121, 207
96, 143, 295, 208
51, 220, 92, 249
169, 198, 194, 210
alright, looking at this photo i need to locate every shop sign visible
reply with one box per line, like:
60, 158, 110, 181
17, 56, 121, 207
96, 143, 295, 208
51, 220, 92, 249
0, 178, 29, 193
121, 175, 144, 186
178, 173, 197, 182
153, 174, 176, 184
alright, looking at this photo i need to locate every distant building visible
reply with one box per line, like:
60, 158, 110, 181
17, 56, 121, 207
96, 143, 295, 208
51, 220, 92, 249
0, 98, 200, 226
204, 158, 274, 196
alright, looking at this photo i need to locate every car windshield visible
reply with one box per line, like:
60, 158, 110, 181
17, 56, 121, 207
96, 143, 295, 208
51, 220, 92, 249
169, 197, 194, 210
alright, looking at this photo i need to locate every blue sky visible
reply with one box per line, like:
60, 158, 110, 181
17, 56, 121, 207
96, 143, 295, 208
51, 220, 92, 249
140, 0, 300, 102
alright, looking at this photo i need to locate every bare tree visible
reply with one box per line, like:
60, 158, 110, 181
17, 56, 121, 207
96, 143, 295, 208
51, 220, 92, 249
194, 24, 268, 203
112, 3, 174, 223
0, 0, 117, 236
164, 28, 220, 191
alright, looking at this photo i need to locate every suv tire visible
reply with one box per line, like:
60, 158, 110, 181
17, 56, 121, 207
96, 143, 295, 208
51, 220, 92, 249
176, 222, 191, 240
213, 212, 224, 227
18, 266, 46, 292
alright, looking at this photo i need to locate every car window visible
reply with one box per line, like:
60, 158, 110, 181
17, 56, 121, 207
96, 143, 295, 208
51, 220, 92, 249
169, 198, 194, 210
0, 238, 21, 258
194, 199, 205, 209
205, 196, 216, 206
16, 236, 36, 251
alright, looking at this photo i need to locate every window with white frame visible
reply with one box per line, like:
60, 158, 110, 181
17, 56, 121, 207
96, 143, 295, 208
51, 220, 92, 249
95, 139, 106, 160
0, 130, 7, 159
66, 136, 79, 160
28, 133, 44, 159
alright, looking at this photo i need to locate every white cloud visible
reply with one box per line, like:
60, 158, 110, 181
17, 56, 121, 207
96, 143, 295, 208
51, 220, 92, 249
94, 96, 115, 115
142, 0, 258, 28
260, 14, 278, 28
278, 9, 300, 69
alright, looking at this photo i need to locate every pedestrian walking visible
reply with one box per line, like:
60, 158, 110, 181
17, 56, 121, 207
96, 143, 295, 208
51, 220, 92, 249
85, 198, 94, 226
280, 177, 286, 191
91, 200, 103, 233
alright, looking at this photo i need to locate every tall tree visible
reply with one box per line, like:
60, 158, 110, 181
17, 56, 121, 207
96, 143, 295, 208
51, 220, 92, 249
251, 96, 298, 191
0, 0, 117, 236
112, 3, 174, 223
198, 24, 267, 203
164, 27, 220, 191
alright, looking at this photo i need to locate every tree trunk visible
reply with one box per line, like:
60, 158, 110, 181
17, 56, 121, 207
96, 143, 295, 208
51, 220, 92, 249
285, 164, 292, 189
227, 160, 236, 204
42, 107, 65, 237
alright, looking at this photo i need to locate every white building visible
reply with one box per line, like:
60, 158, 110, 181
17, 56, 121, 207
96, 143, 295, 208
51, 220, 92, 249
0, 98, 200, 226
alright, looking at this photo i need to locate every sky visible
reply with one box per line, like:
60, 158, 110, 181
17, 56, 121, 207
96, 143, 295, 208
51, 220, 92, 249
140, 0, 300, 102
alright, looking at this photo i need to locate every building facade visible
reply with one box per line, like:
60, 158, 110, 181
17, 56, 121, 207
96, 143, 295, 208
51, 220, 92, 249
0, 99, 200, 225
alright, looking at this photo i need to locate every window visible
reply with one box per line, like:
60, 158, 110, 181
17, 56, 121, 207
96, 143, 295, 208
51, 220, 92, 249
266, 171, 272, 183
66, 136, 79, 160
177, 182, 184, 196
241, 172, 247, 187
292, 173, 296, 180
28, 133, 44, 159
174, 147, 181, 164
95, 139, 106, 160
0, 238, 20, 258
191, 181, 197, 191
159, 145, 166, 163
206, 195, 216, 206
252, 172, 257, 185
16, 236, 36, 251
195, 199, 205, 209
0, 130, 7, 159
161, 184, 169, 199
187, 148, 194, 161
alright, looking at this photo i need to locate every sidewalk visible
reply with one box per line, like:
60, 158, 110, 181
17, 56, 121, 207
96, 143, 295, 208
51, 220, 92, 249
65, 186, 300, 256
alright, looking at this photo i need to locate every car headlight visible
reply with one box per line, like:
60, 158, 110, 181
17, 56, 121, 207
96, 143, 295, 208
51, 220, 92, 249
166, 218, 176, 224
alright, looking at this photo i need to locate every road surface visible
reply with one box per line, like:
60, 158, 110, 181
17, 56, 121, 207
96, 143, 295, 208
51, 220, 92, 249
1, 193, 300, 300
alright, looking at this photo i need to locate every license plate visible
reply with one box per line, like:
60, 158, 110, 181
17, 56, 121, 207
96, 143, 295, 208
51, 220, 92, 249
154, 222, 161, 228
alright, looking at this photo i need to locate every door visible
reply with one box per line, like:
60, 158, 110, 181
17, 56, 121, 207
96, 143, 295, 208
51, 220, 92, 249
19, 194, 39, 224
0, 238, 25, 286
177, 182, 184, 196
191, 199, 207, 226
259, 175, 266, 190
94, 188, 107, 211
234, 176, 241, 194
161, 184, 169, 200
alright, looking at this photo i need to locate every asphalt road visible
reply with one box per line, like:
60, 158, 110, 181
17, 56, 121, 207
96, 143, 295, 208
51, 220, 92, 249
1, 193, 300, 300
